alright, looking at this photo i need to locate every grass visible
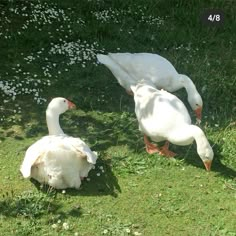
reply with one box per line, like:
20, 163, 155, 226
0, 0, 236, 235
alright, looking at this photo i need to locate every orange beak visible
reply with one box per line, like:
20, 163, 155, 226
203, 160, 212, 171
67, 100, 76, 109
194, 106, 202, 121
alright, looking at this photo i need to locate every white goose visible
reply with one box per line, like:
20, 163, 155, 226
130, 82, 213, 171
20, 97, 97, 189
97, 53, 203, 121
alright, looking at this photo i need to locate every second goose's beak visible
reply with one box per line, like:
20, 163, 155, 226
194, 106, 202, 121
68, 100, 76, 109
203, 160, 212, 171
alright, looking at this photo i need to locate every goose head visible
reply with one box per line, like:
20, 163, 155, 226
180, 74, 203, 122
46, 97, 76, 135
47, 97, 76, 115
188, 93, 203, 122
197, 143, 214, 171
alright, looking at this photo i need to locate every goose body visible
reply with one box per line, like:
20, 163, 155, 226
130, 83, 213, 170
97, 53, 203, 120
20, 97, 97, 189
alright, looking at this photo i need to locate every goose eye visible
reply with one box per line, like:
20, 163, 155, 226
63, 99, 66, 103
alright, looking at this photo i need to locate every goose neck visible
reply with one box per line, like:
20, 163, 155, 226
46, 110, 64, 135
189, 125, 211, 155
180, 74, 198, 95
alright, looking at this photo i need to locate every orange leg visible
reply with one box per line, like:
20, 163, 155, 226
144, 135, 176, 157
159, 141, 176, 157
144, 135, 162, 154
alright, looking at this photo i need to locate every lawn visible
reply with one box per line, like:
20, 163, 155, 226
0, 0, 235, 235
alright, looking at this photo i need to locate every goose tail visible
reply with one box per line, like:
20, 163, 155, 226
97, 54, 112, 65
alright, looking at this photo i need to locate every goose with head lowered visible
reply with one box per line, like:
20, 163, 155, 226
20, 97, 97, 190
97, 52, 203, 121
131, 82, 213, 171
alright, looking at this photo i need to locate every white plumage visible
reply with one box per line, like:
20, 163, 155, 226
97, 52, 203, 120
20, 97, 97, 189
130, 82, 213, 171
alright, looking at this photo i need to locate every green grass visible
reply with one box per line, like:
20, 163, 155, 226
0, 0, 236, 235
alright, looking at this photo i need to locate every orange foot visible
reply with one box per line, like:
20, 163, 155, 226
159, 141, 176, 157
145, 142, 162, 154
144, 135, 162, 154
144, 135, 176, 157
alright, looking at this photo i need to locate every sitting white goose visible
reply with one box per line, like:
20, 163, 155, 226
20, 97, 97, 190
130, 82, 213, 171
97, 52, 203, 121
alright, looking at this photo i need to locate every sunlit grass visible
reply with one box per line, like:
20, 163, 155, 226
0, 0, 235, 235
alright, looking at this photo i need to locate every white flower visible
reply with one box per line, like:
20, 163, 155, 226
51, 224, 58, 229
134, 232, 142, 236
62, 222, 69, 230
103, 229, 109, 234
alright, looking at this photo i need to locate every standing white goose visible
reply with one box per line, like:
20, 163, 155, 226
130, 82, 213, 171
97, 52, 203, 121
20, 97, 97, 190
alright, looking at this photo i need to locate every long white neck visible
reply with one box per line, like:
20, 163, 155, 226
180, 74, 198, 98
46, 110, 64, 135
188, 125, 212, 161
189, 125, 208, 146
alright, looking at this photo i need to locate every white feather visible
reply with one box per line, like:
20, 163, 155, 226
97, 52, 203, 113
20, 97, 98, 189
132, 83, 213, 167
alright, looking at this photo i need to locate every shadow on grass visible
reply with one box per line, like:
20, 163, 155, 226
0, 69, 133, 139
173, 141, 236, 178
0, 189, 83, 221
67, 112, 141, 152
0, 159, 120, 220
210, 143, 236, 178
0, 190, 61, 218
31, 159, 121, 197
